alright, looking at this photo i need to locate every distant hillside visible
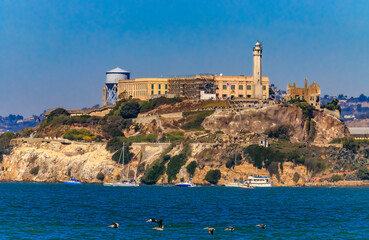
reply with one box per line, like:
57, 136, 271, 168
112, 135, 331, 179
0, 114, 44, 134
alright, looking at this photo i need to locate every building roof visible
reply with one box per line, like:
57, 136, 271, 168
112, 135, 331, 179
106, 67, 129, 73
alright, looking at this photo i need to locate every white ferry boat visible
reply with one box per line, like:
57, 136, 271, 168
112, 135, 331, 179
247, 176, 272, 187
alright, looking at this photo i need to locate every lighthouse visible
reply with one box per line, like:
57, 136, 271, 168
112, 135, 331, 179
252, 41, 263, 99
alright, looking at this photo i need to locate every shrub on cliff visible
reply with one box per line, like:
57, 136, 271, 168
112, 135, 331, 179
205, 169, 221, 184
186, 161, 197, 178
226, 152, 242, 169
296, 102, 315, 120
265, 124, 293, 141
162, 131, 185, 142
101, 115, 131, 137
181, 110, 214, 130
293, 172, 300, 183
322, 99, 341, 112
166, 153, 187, 182
244, 145, 284, 169
112, 145, 134, 164
30, 166, 39, 175
357, 167, 369, 180
331, 174, 344, 182
140, 97, 182, 113
120, 101, 141, 119
141, 163, 166, 185
63, 129, 96, 141
96, 172, 105, 181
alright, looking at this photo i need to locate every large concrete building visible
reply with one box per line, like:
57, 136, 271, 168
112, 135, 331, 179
103, 41, 269, 105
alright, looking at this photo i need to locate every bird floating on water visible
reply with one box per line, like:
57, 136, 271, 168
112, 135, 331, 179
256, 224, 266, 229
225, 226, 234, 232
146, 218, 164, 230
204, 227, 215, 235
108, 222, 119, 228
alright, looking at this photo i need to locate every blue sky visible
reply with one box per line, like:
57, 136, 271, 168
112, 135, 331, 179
1, 0, 368, 116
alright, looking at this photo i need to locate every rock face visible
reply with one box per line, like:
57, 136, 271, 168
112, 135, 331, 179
0, 139, 172, 184
0, 140, 117, 183
202, 105, 349, 144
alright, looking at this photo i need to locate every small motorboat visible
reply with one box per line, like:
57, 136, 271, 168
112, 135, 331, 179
175, 179, 196, 187
64, 178, 82, 185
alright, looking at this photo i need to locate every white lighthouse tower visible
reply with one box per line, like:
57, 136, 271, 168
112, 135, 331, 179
252, 41, 263, 99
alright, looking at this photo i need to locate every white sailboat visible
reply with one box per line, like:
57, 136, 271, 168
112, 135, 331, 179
104, 142, 139, 187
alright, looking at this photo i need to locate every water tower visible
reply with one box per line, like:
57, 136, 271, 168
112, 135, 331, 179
103, 67, 130, 106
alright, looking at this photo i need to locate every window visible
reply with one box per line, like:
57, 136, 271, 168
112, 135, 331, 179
239, 85, 243, 90
247, 95, 251, 98
222, 94, 227, 99
247, 85, 251, 90
231, 85, 235, 90
262, 86, 266, 90
158, 91, 161, 95
151, 84, 154, 89
151, 91, 154, 95
158, 84, 161, 89
215, 85, 219, 89
165, 91, 167, 94
223, 85, 227, 90
238, 94, 243, 98
165, 84, 168, 89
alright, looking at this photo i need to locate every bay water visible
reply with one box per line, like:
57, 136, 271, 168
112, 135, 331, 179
1, 183, 369, 239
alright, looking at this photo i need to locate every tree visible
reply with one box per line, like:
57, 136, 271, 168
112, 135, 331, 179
358, 94, 368, 102
205, 169, 221, 184
120, 101, 140, 119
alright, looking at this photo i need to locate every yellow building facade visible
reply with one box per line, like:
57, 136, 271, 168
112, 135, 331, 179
117, 78, 169, 100
214, 75, 269, 100
107, 41, 270, 103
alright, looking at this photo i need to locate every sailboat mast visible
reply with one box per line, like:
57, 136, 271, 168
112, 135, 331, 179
122, 142, 125, 179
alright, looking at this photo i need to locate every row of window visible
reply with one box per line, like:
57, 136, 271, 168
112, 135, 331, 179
220, 94, 267, 99
151, 91, 168, 95
151, 84, 168, 90
219, 85, 267, 90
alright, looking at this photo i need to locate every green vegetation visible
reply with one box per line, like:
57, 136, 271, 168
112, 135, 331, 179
141, 144, 175, 185
205, 169, 221, 184
181, 110, 214, 130
306, 120, 316, 142
331, 174, 344, 182
162, 131, 185, 142
244, 145, 284, 170
30, 165, 40, 175
357, 167, 369, 180
166, 144, 191, 182
112, 146, 134, 164
63, 129, 96, 141
142, 163, 166, 185
245, 143, 326, 175
296, 102, 314, 120
166, 153, 187, 182
330, 137, 365, 153
293, 172, 300, 183
265, 124, 293, 141
322, 99, 341, 112
186, 161, 197, 178
140, 97, 182, 113
120, 101, 140, 119
0, 132, 16, 162
215, 130, 224, 134
225, 152, 242, 169
127, 134, 158, 143
96, 172, 105, 181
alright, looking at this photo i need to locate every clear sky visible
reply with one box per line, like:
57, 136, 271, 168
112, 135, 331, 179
1, 0, 368, 116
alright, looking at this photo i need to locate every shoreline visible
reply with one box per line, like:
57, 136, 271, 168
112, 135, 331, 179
2, 180, 369, 187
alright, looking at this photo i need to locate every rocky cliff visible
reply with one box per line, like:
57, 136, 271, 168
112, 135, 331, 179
202, 105, 349, 144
